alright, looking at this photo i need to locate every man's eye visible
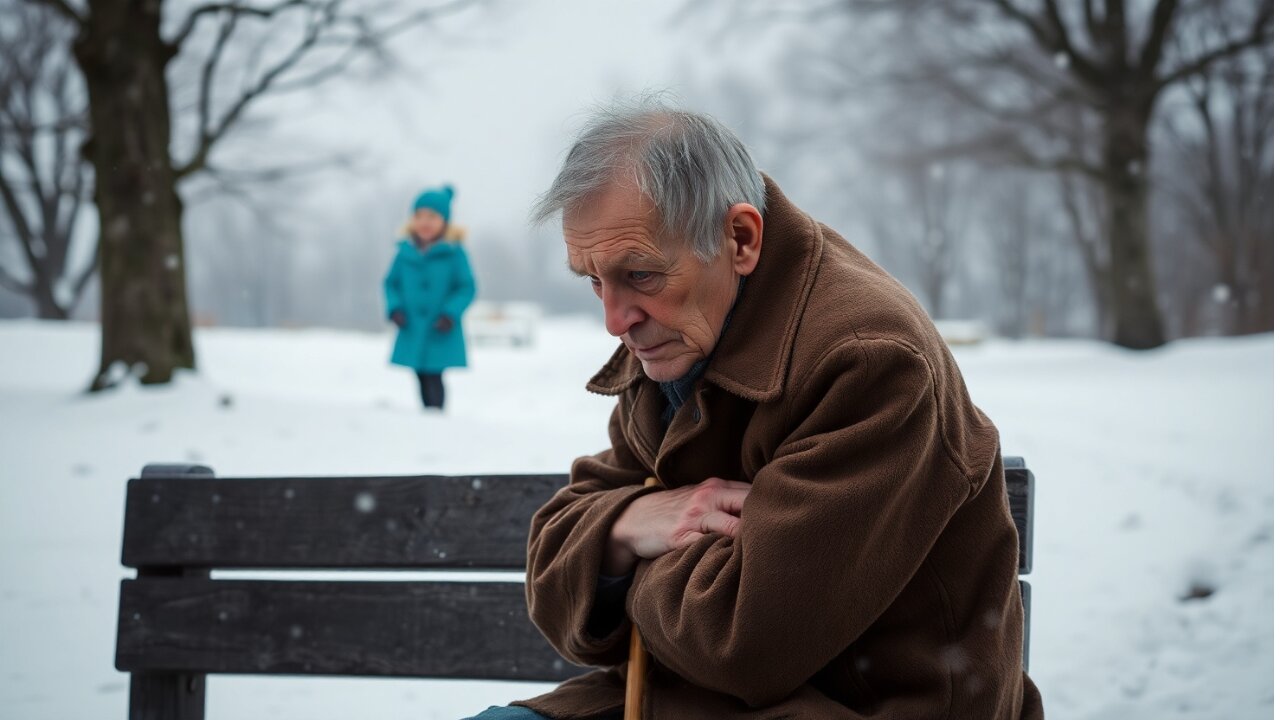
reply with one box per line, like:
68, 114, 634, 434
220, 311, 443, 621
628, 271, 654, 283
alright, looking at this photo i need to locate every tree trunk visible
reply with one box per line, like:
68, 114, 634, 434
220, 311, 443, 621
1239, 226, 1274, 335
32, 275, 69, 320
1101, 106, 1166, 349
74, 0, 194, 390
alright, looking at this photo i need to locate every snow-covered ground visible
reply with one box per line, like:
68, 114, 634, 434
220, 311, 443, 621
0, 319, 1272, 719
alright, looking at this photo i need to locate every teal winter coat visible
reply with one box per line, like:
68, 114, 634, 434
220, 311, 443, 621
384, 238, 476, 372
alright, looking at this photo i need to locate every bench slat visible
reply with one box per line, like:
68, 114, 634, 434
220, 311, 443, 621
123, 463, 1032, 574
116, 579, 584, 682
122, 474, 566, 570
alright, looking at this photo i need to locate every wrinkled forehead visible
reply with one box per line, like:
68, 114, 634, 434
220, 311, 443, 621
562, 180, 676, 262
562, 178, 658, 236
563, 230, 671, 278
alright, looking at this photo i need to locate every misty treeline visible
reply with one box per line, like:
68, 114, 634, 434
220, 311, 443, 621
0, 0, 1272, 374
726, 0, 1272, 346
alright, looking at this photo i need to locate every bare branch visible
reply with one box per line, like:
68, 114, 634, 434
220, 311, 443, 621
1083, 0, 1102, 40
259, 41, 364, 94
1041, 0, 1076, 54
1187, 73, 1232, 254
871, 125, 1109, 181
989, 0, 1053, 45
0, 153, 43, 273
174, 0, 477, 180
1157, 4, 1272, 90
1058, 171, 1104, 285
0, 114, 84, 135
0, 263, 34, 294
205, 152, 354, 182
20, 0, 83, 27
1, 0, 90, 310
1137, 0, 1180, 78
988, 0, 1105, 86
194, 10, 239, 162
170, 0, 309, 49
360, 0, 480, 42
176, 2, 333, 179
888, 50, 1094, 137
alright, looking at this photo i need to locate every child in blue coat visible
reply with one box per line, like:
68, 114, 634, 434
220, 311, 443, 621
383, 185, 476, 409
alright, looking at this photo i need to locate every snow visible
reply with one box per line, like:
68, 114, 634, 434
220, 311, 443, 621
0, 319, 1272, 719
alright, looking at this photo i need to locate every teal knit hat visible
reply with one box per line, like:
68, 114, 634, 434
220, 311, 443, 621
411, 184, 455, 222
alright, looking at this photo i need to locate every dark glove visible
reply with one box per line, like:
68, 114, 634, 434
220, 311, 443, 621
390, 310, 407, 328
434, 314, 454, 332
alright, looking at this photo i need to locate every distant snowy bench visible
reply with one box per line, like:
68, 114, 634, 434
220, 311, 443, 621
113, 460, 1035, 719
464, 301, 541, 347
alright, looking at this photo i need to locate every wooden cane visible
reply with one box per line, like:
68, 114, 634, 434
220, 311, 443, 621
624, 476, 660, 720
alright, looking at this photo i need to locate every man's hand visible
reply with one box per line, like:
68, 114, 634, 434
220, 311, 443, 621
434, 314, 454, 332
390, 310, 407, 328
604, 477, 751, 576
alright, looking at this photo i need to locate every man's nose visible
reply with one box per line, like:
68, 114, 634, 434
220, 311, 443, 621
602, 287, 645, 338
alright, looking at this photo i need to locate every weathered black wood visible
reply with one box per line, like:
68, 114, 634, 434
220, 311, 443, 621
125, 567, 209, 720
123, 464, 1032, 573
127, 673, 205, 720
1019, 580, 1031, 672
1004, 467, 1035, 574
122, 474, 567, 570
116, 578, 584, 682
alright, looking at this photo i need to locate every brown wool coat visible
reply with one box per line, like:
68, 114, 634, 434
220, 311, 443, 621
516, 177, 1044, 719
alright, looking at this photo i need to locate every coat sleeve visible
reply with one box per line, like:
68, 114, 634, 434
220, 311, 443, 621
525, 403, 660, 667
383, 252, 406, 318
439, 247, 476, 321
626, 338, 976, 707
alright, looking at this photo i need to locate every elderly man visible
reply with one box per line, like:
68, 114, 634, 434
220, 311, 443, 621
465, 99, 1043, 720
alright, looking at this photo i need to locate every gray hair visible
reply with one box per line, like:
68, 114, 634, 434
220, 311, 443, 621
531, 96, 766, 262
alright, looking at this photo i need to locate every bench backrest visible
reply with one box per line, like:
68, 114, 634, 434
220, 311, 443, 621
115, 460, 1034, 717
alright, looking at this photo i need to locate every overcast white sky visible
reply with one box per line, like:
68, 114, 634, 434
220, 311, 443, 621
282, 0, 717, 236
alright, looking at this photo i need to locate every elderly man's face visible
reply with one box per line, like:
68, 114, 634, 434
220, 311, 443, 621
565, 181, 759, 382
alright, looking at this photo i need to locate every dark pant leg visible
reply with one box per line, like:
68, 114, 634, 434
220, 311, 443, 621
417, 372, 445, 409
415, 372, 430, 407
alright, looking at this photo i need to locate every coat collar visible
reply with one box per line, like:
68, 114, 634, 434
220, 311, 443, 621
586, 175, 824, 403
397, 237, 458, 258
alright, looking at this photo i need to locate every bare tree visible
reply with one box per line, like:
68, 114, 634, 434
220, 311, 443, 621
771, 0, 1271, 349
22, 0, 474, 390
1158, 15, 1272, 336
866, 159, 973, 320
986, 174, 1035, 337
0, 1, 94, 319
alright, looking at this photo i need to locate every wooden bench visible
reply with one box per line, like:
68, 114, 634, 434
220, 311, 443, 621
115, 459, 1035, 719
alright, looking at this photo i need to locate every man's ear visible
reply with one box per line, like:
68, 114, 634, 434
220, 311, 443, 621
724, 203, 763, 276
